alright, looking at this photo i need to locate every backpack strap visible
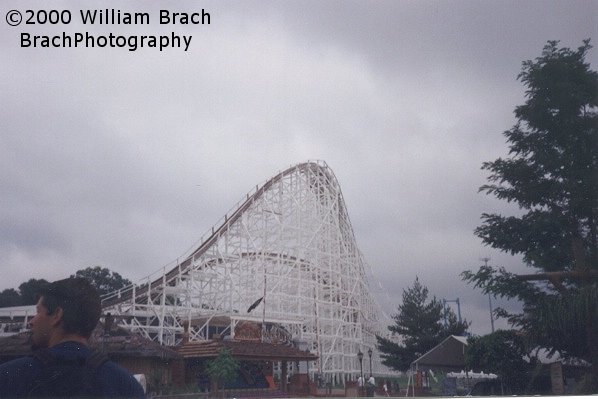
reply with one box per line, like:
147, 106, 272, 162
29, 350, 63, 397
32, 348, 109, 369
28, 348, 110, 397
86, 349, 109, 370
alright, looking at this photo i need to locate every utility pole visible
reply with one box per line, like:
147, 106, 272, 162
443, 298, 462, 324
262, 264, 267, 342
481, 257, 495, 333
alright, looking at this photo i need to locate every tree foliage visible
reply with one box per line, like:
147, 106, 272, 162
0, 278, 50, 306
474, 39, 597, 273
466, 330, 531, 392
462, 39, 597, 392
377, 277, 469, 371
0, 288, 22, 307
205, 348, 239, 391
0, 267, 133, 307
18, 279, 49, 305
71, 266, 132, 297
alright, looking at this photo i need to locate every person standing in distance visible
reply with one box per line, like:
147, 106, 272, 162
367, 374, 376, 397
0, 277, 145, 397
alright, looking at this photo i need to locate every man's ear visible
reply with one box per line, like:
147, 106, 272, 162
50, 307, 64, 327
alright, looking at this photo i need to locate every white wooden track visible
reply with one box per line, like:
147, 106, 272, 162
95, 161, 395, 382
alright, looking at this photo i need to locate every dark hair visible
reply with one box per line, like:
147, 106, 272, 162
38, 277, 101, 338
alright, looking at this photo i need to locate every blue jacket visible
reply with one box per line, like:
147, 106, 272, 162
0, 341, 145, 398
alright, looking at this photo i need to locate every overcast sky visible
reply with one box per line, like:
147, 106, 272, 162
1, 0, 596, 336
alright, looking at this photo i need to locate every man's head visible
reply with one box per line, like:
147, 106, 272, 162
29, 277, 101, 348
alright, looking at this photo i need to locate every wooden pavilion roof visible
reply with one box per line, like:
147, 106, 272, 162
177, 339, 318, 362
0, 322, 180, 361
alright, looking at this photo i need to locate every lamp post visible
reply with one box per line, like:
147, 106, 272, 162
368, 348, 373, 377
358, 350, 363, 396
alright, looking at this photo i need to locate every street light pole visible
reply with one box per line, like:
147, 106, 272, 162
358, 350, 364, 396
368, 348, 372, 376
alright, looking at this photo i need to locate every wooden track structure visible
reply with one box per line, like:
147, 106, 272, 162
101, 160, 395, 383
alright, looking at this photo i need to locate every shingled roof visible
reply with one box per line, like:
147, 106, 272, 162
177, 339, 318, 362
0, 323, 180, 361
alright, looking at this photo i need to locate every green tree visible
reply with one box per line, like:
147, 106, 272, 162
205, 348, 239, 394
0, 288, 22, 307
462, 40, 597, 392
18, 278, 49, 305
376, 277, 469, 371
466, 330, 531, 393
72, 266, 132, 297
